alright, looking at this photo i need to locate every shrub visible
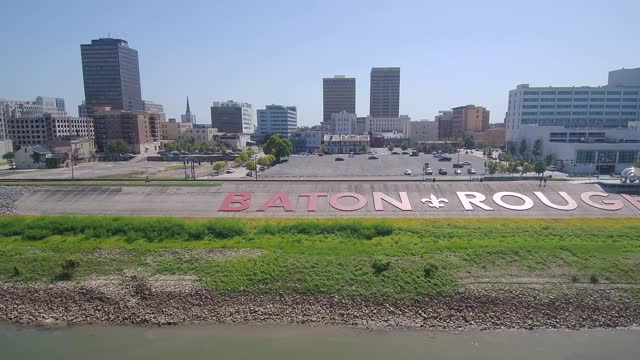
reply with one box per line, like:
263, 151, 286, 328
205, 220, 247, 239
11, 266, 20, 277
590, 274, 599, 284
424, 263, 439, 279
23, 229, 52, 241
55, 259, 80, 281
571, 274, 579, 283
371, 258, 391, 274
187, 224, 208, 240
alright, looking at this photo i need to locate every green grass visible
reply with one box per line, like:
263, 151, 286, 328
0, 181, 222, 187
1, 216, 639, 301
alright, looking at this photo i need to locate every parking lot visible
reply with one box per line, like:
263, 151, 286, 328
260, 149, 489, 180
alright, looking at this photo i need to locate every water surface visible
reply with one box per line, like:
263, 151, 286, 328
1, 323, 638, 360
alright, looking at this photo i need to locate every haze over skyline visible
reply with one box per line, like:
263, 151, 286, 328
2, 0, 639, 126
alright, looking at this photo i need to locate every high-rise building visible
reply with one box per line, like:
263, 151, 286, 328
1, 96, 68, 142
78, 101, 88, 118
5, 114, 94, 148
181, 97, 196, 124
505, 67, 640, 174
210, 100, 254, 134
435, 110, 453, 140
257, 104, 297, 138
370, 67, 400, 118
323, 75, 356, 125
404, 120, 438, 146
92, 110, 159, 154
330, 111, 357, 135
142, 100, 166, 122
80, 38, 143, 114
451, 105, 490, 138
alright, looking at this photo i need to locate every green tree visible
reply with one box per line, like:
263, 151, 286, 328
257, 154, 275, 167
220, 143, 227, 154
498, 162, 508, 174
232, 144, 239, 153
387, 143, 395, 152
522, 162, 533, 175
400, 141, 409, 151
319, 144, 327, 154
634, 160, 640, 168
245, 147, 254, 158
534, 160, 547, 176
2, 152, 14, 161
245, 159, 257, 171
359, 142, 367, 153
488, 161, 498, 175
263, 134, 292, 163
213, 161, 225, 174
532, 138, 542, 160
106, 140, 129, 154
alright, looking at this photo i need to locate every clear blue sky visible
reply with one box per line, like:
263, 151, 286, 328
1, 0, 639, 126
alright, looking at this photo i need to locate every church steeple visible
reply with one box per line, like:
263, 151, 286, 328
186, 97, 191, 114
181, 96, 196, 124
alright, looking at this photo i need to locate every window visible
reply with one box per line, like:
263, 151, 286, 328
573, 98, 588, 102
523, 98, 539, 102
540, 98, 556, 102
522, 112, 537, 116
573, 104, 588, 108
556, 111, 571, 115
521, 118, 538, 124
590, 98, 605, 102
523, 105, 538, 109
572, 111, 587, 115
606, 105, 621, 109
623, 91, 639, 95
618, 151, 638, 163
606, 91, 621, 95
575, 91, 589, 95
622, 98, 638, 102
541, 91, 556, 95
606, 98, 621, 102
589, 112, 603, 115
557, 91, 572, 95
622, 105, 638, 109
540, 105, 555, 109
556, 98, 572, 102
524, 91, 539, 95
621, 111, 636, 116
576, 151, 596, 163
590, 91, 605, 95
590, 104, 604, 108
557, 104, 571, 109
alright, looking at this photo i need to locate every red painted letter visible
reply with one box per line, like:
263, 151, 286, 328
257, 192, 295, 212
299, 192, 327, 212
372, 192, 412, 211
219, 192, 251, 212
329, 192, 368, 211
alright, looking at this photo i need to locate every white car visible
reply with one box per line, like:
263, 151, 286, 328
425, 167, 433, 175
225, 168, 236, 174
404, 169, 412, 176
453, 168, 462, 175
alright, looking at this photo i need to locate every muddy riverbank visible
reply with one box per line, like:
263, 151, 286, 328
1, 277, 639, 330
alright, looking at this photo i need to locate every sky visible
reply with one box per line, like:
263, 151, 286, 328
1, 0, 639, 126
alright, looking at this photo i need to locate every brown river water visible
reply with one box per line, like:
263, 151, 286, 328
1, 323, 639, 359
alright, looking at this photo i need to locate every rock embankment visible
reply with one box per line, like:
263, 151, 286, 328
1, 278, 638, 330
0, 186, 25, 215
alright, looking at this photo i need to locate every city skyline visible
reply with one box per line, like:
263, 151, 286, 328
2, 0, 639, 126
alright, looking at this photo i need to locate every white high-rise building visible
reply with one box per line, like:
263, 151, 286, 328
505, 67, 640, 174
257, 104, 297, 138
330, 111, 357, 135
211, 100, 254, 134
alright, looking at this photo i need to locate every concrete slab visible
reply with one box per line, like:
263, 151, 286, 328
12, 182, 640, 218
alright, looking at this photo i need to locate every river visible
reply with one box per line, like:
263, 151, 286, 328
1, 323, 638, 359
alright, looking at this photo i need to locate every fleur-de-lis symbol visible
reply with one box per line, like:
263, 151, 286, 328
421, 194, 449, 209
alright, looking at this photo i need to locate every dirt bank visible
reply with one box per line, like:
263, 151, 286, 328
1, 277, 638, 330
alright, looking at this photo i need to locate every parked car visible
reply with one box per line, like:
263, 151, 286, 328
391, 151, 399, 155
425, 167, 433, 175
467, 168, 477, 175
438, 168, 448, 175
454, 168, 462, 175
246, 171, 253, 177
439, 156, 452, 162
335, 157, 345, 161
461, 161, 471, 166
401, 151, 409, 155
453, 163, 463, 169
404, 169, 412, 176
547, 165, 557, 171
368, 155, 378, 160
431, 151, 437, 156
225, 168, 235, 174
410, 151, 418, 156
258, 166, 266, 171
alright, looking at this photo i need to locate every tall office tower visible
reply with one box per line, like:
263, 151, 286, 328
323, 75, 356, 125
210, 100, 254, 134
181, 97, 197, 124
78, 101, 88, 117
451, 105, 490, 138
257, 104, 297, 138
370, 67, 400, 118
80, 38, 143, 114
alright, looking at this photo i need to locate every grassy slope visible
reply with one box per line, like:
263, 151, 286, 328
0, 181, 222, 187
0, 216, 639, 301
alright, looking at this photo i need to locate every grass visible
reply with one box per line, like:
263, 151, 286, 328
0, 216, 639, 301
0, 181, 223, 187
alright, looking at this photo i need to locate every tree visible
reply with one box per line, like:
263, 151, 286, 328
245, 147, 254, 158
522, 162, 533, 175
534, 160, 547, 176
488, 161, 498, 175
319, 144, 327, 154
359, 142, 367, 153
2, 152, 14, 161
532, 138, 542, 160
400, 141, 409, 151
634, 160, 640, 168
232, 144, 239, 153
498, 162, 508, 174
106, 140, 129, 154
518, 139, 527, 158
508, 161, 519, 174
387, 143, 394, 152
219, 143, 227, 154
245, 159, 257, 171
257, 154, 275, 167
263, 134, 292, 163
213, 161, 225, 174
